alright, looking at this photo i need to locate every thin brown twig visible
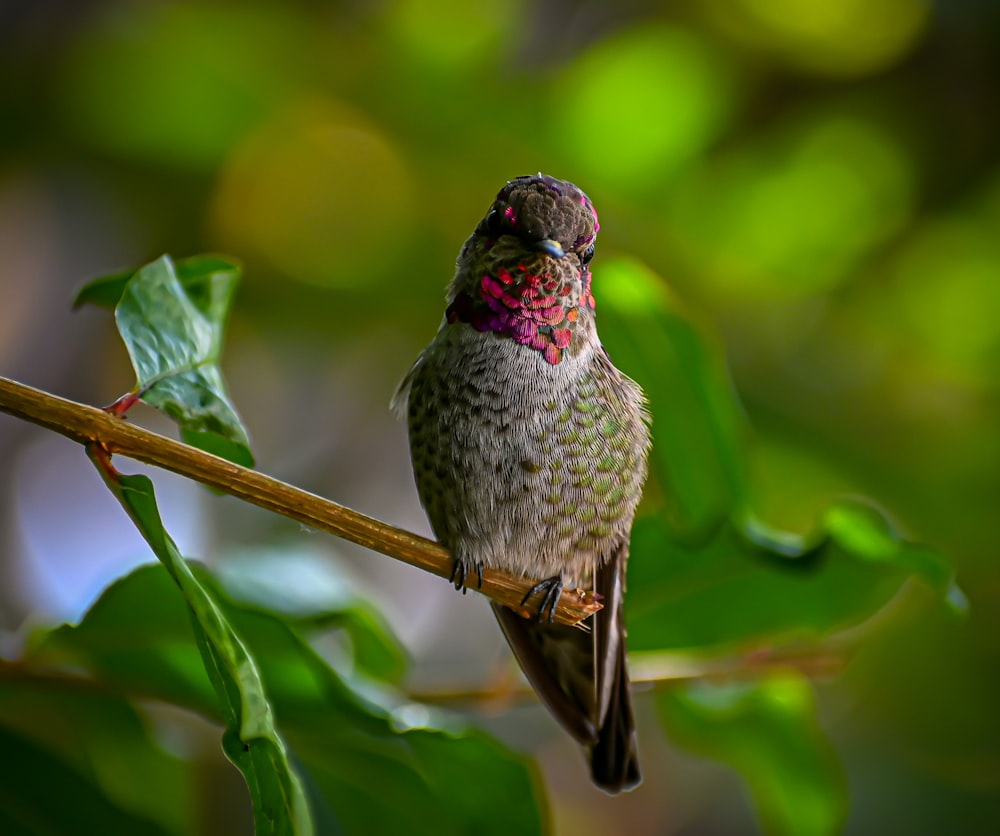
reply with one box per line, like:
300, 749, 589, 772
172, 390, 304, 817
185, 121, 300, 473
408, 645, 850, 707
0, 645, 847, 711
0, 376, 600, 626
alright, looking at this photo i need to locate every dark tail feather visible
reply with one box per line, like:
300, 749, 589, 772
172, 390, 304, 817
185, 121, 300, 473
589, 540, 641, 793
493, 542, 641, 794
589, 632, 641, 793
491, 602, 599, 746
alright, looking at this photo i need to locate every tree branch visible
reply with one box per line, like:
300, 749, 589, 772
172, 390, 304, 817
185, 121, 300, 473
0, 376, 600, 626
408, 645, 848, 707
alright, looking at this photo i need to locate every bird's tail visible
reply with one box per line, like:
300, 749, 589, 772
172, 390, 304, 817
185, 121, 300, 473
589, 630, 641, 793
491, 572, 642, 794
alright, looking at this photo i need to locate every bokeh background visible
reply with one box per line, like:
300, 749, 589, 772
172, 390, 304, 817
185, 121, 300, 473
2, 0, 999, 833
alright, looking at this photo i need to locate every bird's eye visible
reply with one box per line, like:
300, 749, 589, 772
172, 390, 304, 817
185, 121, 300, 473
485, 208, 505, 237
580, 243, 596, 266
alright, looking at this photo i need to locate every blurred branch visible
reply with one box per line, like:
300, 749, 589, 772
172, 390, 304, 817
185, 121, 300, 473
410, 645, 849, 707
1, 644, 846, 709
0, 376, 600, 627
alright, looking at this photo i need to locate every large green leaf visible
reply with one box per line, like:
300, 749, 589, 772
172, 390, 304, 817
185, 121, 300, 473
0, 684, 196, 836
291, 724, 547, 836
0, 724, 173, 836
77, 254, 252, 467
595, 257, 963, 649
84, 460, 313, 836
215, 547, 408, 684
31, 561, 547, 836
0, 679, 191, 836
659, 672, 846, 836
626, 499, 961, 652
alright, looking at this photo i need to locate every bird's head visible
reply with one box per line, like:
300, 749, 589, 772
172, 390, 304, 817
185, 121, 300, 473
448, 174, 600, 365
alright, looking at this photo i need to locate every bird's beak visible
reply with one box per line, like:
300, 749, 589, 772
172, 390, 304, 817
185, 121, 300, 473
533, 238, 566, 259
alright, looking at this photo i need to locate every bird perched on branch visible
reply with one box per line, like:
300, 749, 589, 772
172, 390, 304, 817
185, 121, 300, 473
395, 173, 650, 793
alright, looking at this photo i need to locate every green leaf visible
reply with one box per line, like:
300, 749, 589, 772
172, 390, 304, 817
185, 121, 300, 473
0, 724, 172, 836
214, 547, 409, 683
77, 253, 253, 467
31, 560, 547, 836
292, 724, 547, 836
31, 567, 220, 714
627, 499, 961, 651
74, 264, 139, 309
85, 458, 313, 836
597, 255, 964, 646
120, 254, 251, 466
320, 606, 408, 683
75, 254, 241, 311
0, 678, 192, 836
598, 255, 748, 540
658, 672, 846, 836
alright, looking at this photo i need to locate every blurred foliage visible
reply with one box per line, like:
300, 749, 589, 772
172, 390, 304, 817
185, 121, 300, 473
2, 0, 999, 834
659, 672, 846, 836
28, 556, 546, 835
86, 461, 313, 835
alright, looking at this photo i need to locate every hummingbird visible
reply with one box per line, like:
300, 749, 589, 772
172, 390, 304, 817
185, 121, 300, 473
395, 174, 650, 793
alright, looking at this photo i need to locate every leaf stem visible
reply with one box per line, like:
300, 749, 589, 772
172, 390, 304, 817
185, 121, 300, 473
0, 375, 600, 626
105, 389, 143, 417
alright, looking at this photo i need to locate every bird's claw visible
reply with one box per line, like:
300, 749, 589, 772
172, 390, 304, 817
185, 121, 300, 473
449, 558, 484, 594
520, 576, 564, 623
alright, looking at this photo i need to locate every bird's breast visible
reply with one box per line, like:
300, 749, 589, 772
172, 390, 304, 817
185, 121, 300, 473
406, 325, 648, 580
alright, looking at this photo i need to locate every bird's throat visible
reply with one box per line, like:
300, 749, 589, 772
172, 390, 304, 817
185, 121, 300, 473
446, 265, 595, 365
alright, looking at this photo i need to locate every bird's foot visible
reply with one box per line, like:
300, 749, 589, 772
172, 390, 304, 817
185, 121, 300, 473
449, 558, 484, 594
520, 576, 564, 623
